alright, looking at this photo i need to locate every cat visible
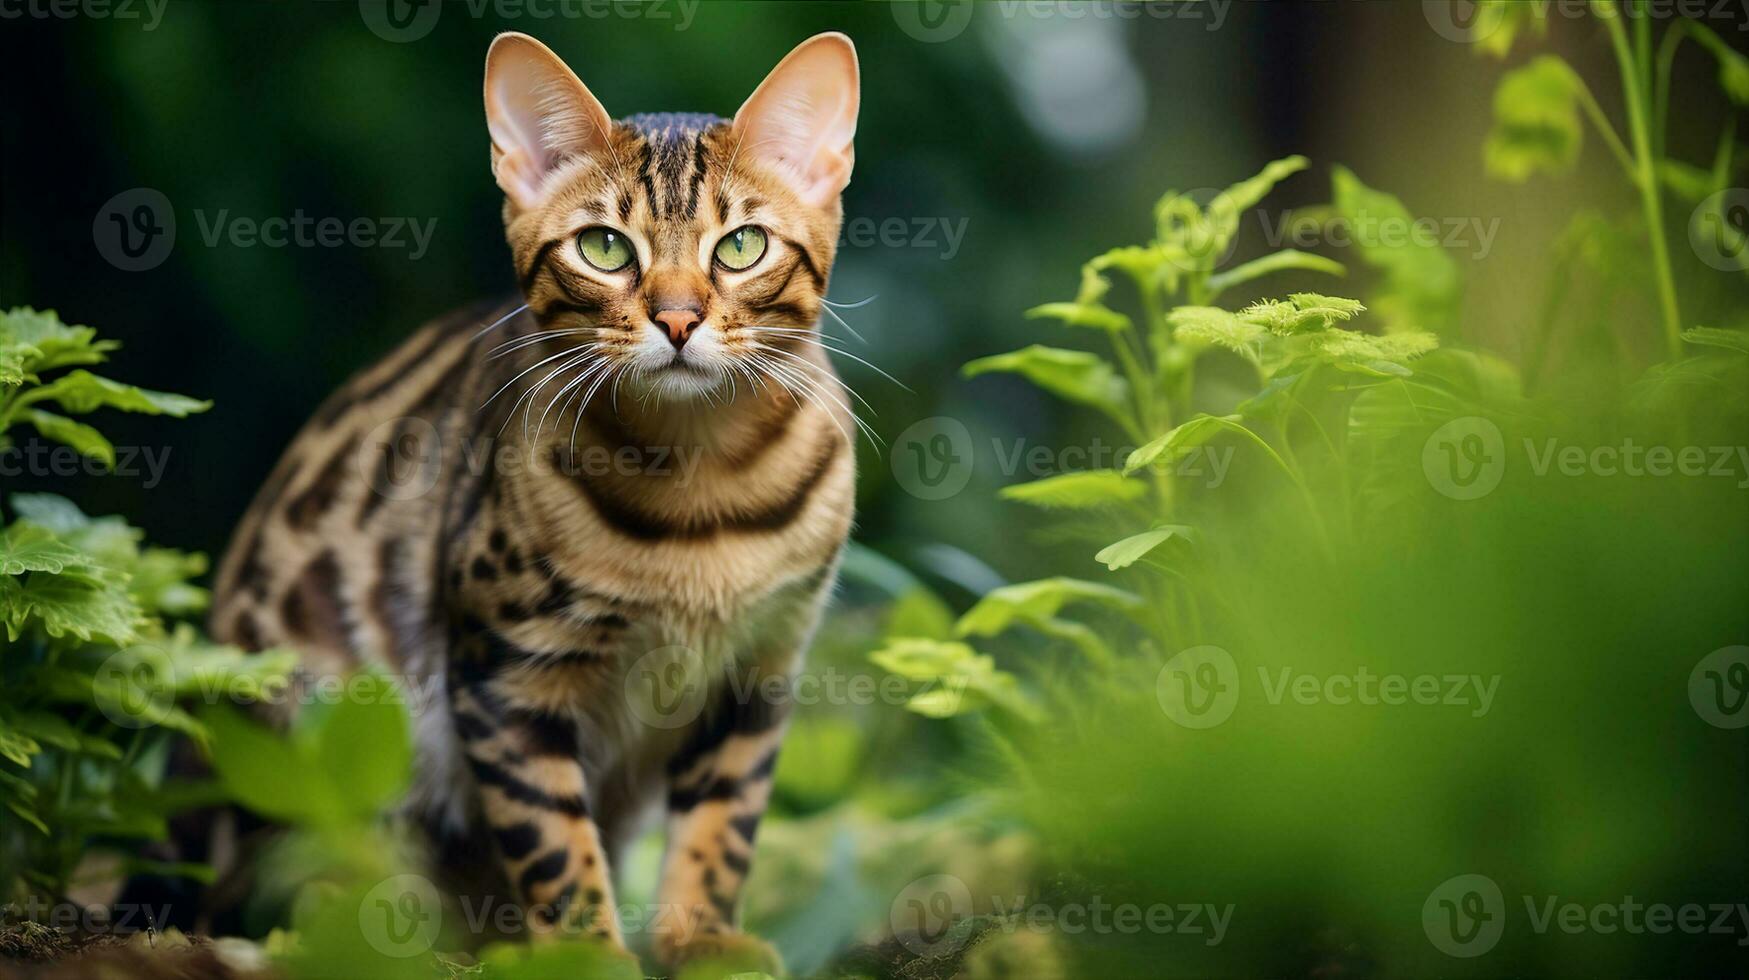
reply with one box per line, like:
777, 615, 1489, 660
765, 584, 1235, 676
203, 31, 859, 972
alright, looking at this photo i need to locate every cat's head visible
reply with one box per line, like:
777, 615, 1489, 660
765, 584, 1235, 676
483, 32, 858, 403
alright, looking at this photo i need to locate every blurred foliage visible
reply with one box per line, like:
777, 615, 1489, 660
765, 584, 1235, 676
0, 309, 294, 905
3, 3, 1749, 979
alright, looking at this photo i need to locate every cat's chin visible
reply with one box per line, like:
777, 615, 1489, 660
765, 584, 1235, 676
632, 365, 728, 402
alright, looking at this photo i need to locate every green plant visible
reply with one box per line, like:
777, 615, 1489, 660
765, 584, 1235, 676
0, 307, 294, 904
872, 158, 1464, 716
1477, 0, 1749, 361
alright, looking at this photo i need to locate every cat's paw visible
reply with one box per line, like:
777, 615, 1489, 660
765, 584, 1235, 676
657, 931, 784, 977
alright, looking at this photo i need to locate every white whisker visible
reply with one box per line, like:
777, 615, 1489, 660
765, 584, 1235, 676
471, 304, 530, 341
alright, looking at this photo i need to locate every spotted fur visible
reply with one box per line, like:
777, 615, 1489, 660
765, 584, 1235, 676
208, 32, 860, 971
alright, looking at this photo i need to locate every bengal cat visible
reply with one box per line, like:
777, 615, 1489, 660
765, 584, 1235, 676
205, 31, 859, 972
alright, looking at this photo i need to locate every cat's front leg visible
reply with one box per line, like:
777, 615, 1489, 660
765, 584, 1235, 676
448, 652, 624, 949
651, 664, 791, 973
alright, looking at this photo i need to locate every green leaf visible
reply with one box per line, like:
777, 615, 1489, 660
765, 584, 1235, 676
868, 638, 1037, 721
997, 470, 1144, 510
1210, 155, 1310, 218
1096, 525, 1196, 571
1469, 0, 1547, 60
1659, 159, 1719, 204
0, 571, 140, 644
870, 638, 981, 682
0, 727, 41, 767
956, 577, 1144, 639
1682, 326, 1749, 355
1125, 415, 1246, 475
963, 346, 1131, 429
130, 548, 210, 617
1169, 306, 1266, 363
1085, 246, 1164, 292
22, 409, 116, 466
1026, 301, 1132, 333
313, 672, 415, 818
7, 800, 49, 835
26, 369, 210, 417
0, 523, 93, 576
204, 706, 343, 826
0, 307, 118, 379
1240, 294, 1365, 334
1330, 166, 1462, 335
1687, 22, 1749, 106
1207, 249, 1345, 298
1484, 55, 1582, 182
885, 588, 956, 641
1302, 329, 1440, 377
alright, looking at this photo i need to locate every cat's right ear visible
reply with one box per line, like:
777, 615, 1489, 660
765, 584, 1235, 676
483, 33, 615, 212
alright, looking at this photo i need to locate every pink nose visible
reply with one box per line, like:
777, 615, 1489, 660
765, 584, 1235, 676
654, 309, 700, 349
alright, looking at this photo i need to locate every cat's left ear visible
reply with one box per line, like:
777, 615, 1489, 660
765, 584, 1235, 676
732, 33, 860, 209
484, 32, 616, 212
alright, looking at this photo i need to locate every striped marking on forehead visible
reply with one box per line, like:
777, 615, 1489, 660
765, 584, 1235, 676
623, 112, 727, 221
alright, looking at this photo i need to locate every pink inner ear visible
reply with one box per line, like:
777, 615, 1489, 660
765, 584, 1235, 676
734, 37, 859, 207
485, 35, 614, 208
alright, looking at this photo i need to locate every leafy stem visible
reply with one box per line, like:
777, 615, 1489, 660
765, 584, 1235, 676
1602, 8, 1685, 361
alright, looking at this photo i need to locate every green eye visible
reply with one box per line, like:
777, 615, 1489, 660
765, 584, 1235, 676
714, 226, 768, 271
577, 227, 634, 272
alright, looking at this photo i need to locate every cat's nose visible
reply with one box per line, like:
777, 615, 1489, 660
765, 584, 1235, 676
653, 309, 701, 350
